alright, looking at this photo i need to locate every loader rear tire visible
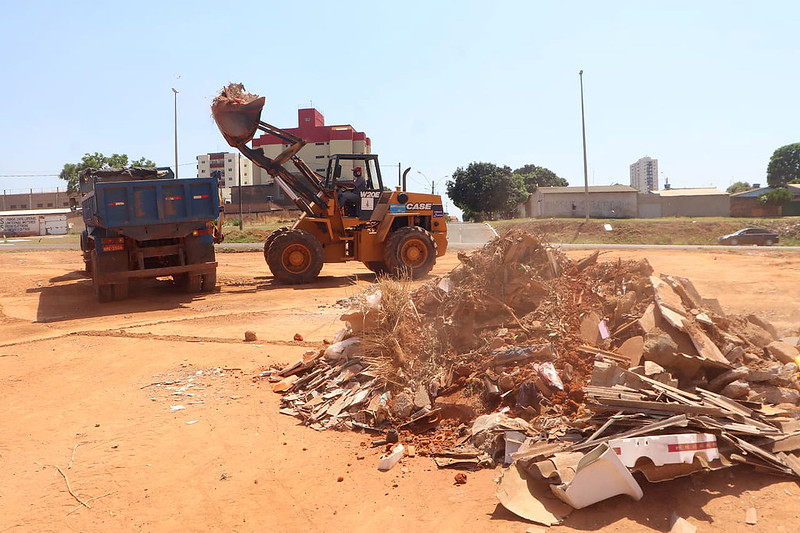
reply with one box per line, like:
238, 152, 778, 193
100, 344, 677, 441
263, 227, 292, 263
383, 226, 437, 279
267, 229, 323, 284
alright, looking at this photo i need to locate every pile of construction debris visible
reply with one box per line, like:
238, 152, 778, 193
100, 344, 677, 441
263, 229, 800, 525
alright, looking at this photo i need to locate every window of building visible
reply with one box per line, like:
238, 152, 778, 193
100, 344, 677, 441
63, 202, 69, 206
47, 203, 53, 207
37, 203, 43, 208
227, 158, 232, 163
305, 117, 310, 122
315, 142, 325, 146
316, 168, 325, 173
10, 204, 16, 209
315, 155, 325, 159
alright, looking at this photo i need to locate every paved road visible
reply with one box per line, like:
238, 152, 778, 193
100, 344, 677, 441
3, 225, 798, 253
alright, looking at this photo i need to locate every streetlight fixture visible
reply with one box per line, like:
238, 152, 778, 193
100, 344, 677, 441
417, 170, 435, 194
579, 70, 589, 222
171, 88, 179, 179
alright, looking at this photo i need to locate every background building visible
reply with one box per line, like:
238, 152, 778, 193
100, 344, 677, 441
197, 152, 254, 202
519, 185, 639, 218
252, 107, 370, 179
630, 157, 659, 193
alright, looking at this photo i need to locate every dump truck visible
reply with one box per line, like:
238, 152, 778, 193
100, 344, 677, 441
79, 166, 222, 302
211, 85, 447, 284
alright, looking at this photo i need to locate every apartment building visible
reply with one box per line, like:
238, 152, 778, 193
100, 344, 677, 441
196, 152, 254, 202
629, 157, 659, 193
252, 107, 370, 180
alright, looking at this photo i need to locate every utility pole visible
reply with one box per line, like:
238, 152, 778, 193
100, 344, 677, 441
172, 88, 179, 179
579, 70, 590, 222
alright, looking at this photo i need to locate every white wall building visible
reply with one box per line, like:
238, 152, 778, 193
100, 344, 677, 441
630, 157, 659, 193
196, 152, 254, 202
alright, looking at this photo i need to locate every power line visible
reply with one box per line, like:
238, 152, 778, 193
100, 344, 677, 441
0, 174, 60, 178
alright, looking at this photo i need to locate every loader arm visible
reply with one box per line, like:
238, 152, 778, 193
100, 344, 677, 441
211, 96, 331, 216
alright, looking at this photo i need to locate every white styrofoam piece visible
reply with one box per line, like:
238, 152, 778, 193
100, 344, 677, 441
378, 443, 405, 471
551, 443, 643, 509
608, 433, 719, 468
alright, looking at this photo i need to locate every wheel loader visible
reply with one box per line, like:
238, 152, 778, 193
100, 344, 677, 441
211, 87, 447, 284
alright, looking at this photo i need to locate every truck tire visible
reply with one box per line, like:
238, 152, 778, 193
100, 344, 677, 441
364, 261, 389, 275
267, 229, 323, 284
383, 226, 437, 279
263, 227, 292, 263
113, 282, 129, 301
185, 274, 203, 293
95, 284, 113, 303
201, 270, 217, 292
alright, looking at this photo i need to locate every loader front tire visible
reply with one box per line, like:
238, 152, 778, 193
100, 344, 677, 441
383, 226, 437, 279
263, 227, 292, 263
364, 261, 389, 275
267, 229, 324, 284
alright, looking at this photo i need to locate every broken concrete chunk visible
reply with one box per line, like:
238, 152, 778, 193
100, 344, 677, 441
750, 384, 800, 406
618, 336, 644, 366
708, 367, 750, 392
638, 303, 657, 334
746, 314, 778, 341
766, 340, 800, 365
244, 330, 257, 342
724, 345, 745, 363
392, 392, 414, 419
720, 379, 750, 400
413, 384, 431, 410
669, 515, 697, 533
580, 312, 602, 346
651, 276, 687, 315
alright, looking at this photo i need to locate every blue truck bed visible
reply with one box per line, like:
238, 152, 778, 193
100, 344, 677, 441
83, 177, 220, 240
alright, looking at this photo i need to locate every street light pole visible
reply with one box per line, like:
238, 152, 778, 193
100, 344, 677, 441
579, 70, 589, 222
171, 88, 179, 179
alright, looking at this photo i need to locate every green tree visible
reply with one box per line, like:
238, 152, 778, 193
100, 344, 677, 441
758, 188, 793, 206
766, 143, 800, 188
512, 164, 568, 192
59, 152, 155, 193
726, 181, 753, 194
446, 162, 527, 221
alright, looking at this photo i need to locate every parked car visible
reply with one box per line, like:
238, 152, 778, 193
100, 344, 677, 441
717, 228, 779, 246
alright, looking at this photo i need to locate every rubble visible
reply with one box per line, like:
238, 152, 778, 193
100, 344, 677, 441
260, 229, 800, 525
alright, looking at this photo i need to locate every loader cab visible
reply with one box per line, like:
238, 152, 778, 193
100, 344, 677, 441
326, 154, 384, 221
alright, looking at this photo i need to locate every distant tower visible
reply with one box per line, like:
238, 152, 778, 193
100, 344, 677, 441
630, 157, 659, 193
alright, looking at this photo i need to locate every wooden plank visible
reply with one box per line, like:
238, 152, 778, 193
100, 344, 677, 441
568, 414, 689, 451
621, 368, 702, 402
592, 397, 725, 417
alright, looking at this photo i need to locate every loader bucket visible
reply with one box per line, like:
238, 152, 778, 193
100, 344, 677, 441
211, 96, 266, 147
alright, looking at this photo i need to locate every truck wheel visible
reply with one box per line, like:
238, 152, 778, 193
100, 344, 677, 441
201, 270, 217, 292
185, 274, 203, 293
364, 261, 389, 275
95, 284, 113, 303
263, 227, 292, 263
113, 282, 129, 301
267, 229, 323, 284
383, 226, 437, 279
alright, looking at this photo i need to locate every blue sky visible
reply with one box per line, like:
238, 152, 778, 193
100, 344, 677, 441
1, 1, 798, 218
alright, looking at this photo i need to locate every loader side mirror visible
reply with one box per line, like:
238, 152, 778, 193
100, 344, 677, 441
333, 164, 342, 180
